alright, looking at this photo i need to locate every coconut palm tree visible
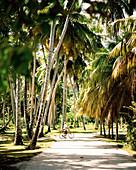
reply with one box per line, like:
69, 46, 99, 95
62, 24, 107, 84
14, 75, 23, 145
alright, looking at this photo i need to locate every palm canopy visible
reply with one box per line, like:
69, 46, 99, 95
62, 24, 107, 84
77, 16, 136, 120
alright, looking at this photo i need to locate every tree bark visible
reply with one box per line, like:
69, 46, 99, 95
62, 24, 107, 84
108, 112, 111, 138
61, 56, 67, 129
28, 21, 56, 149
2, 95, 6, 127
24, 77, 30, 140
100, 115, 102, 135
39, 56, 59, 137
111, 113, 114, 139
115, 111, 118, 140
14, 75, 23, 145
30, 51, 36, 123
81, 115, 86, 130
102, 118, 106, 137
8, 106, 10, 127
9, 72, 16, 126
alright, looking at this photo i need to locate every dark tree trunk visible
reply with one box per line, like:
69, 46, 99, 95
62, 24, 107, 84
0, 115, 13, 132
108, 111, 111, 138
111, 113, 114, 139
81, 115, 86, 130
115, 112, 118, 140
102, 118, 106, 137
100, 115, 102, 135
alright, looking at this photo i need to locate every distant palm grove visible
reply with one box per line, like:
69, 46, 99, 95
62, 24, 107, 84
0, 0, 136, 150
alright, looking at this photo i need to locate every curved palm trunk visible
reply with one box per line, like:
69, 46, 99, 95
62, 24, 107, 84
39, 56, 59, 137
14, 75, 23, 145
48, 64, 66, 122
28, 1, 76, 149
28, 21, 56, 149
30, 51, 36, 123
0, 114, 13, 132
61, 56, 67, 129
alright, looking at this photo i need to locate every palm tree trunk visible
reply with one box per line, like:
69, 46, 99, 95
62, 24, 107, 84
69, 76, 77, 127
52, 103, 56, 129
115, 111, 118, 140
48, 63, 67, 123
8, 106, 10, 127
9, 72, 16, 126
14, 75, 23, 145
30, 51, 36, 123
65, 75, 67, 122
2, 95, 6, 126
39, 56, 59, 137
102, 117, 106, 137
24, 77, 30, 140
28, 21, 56, 149
81, 115, 86, 130
111, 113, 114, 139
108, 112, 111, 138
100, 115, 102, 135
61, 56, 67, 129
95, 118, 99, 129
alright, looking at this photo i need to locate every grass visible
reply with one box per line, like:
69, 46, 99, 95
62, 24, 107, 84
0, 126, 56, 169
95, 131, 136, 158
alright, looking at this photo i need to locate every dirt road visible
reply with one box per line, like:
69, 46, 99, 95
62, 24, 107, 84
11, 133, 136, 170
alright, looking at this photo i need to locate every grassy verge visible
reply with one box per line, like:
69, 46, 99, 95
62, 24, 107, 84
95, 133, 136, 158
0, 127, 56, 169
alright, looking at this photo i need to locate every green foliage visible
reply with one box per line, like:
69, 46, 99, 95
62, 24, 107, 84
0, 44, 33, 94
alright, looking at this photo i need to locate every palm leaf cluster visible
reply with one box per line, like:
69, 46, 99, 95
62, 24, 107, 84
77, 17, 136, 126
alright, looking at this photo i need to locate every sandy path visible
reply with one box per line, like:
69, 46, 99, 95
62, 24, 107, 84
11, 133, 136, 170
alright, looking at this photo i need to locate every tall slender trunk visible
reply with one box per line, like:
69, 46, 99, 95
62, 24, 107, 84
8, 106, 10, 127
65, 76, 67, 122
2, 95, 6, 127
111, 113, 114, 139
39, 56, 59, 137
102, 118, 106, 137
100, 115, 102, 135
24, 77, 30, 140
115, 111, 118, 140
69, 76, 77, 127
28, 21, 56, 149
28, 80, 31, 114
61, 56, 67, 129
9, 72, 16, 126
108, 112, 111, 138
74, 95, 76, 127
14, 75, 23, 145
95, 118, 99, 129
30, 51, 36, 123
81, 115, 86, 130
28, 1, 76, 149
52, 103, 56, 129
48, 62, 67, 123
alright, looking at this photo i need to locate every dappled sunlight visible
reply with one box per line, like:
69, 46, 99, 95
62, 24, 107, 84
12, 133, 136, 169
